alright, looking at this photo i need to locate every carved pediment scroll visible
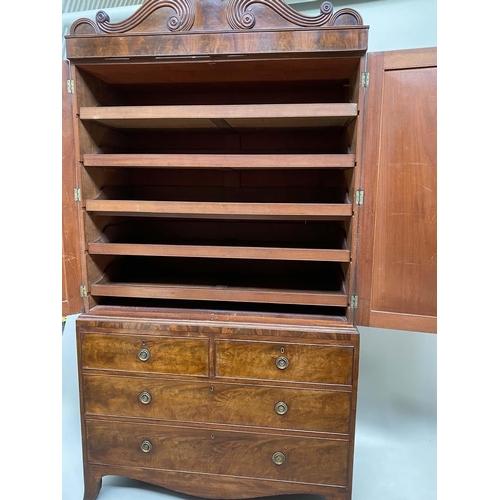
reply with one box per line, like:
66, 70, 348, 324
70, 0, 195, 35
69, 0, 363, 36
226, 0, 363, 30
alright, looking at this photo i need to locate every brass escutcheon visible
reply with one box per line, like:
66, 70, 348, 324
138, 348, 151, 362
272, 452, 286, 465
275, 355, 289, 370
140, 440, 153, 453
139, 391, 152, 404
275, 402, 288, 415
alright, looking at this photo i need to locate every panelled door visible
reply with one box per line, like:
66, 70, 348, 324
356, 47, 437, 333
62, 60, 84, 317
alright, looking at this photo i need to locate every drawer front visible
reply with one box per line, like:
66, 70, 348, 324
86, 420, 349, 487
81, 333, 209, 377
215, 340, 353, 385
84, 374, 351, 434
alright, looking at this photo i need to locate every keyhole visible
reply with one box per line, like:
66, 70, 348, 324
280, 347, 285, 354
211, 433, 215, 439
142, 340, 146, 346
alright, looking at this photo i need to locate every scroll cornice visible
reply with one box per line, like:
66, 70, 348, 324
331, 8, 363, 26
68, 0, 364, 37
70, 0, 195, 35
226, 0, 363, 30
227, 0, 336, 30
69, 18, 100, 35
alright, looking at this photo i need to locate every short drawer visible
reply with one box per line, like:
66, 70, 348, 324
84, 374, 351, 434
81, 333, 209, 377
86, 420, 349, 487
215, 340, 353, 385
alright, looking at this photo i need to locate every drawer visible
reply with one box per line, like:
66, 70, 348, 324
81, 333, 209, 377
86, 420, 349, 487
215, 340, 353, 385
84, 374, 351, 434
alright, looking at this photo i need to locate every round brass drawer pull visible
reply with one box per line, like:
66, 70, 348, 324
272, 452, 286, 465
275, 356, 289, 370
139, 391, 152, 405
140, 440, 153, 453
275, 402, 288, 415
138, 348, 151, 362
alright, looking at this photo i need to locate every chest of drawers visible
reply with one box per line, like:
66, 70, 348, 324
77, 314, 359, 500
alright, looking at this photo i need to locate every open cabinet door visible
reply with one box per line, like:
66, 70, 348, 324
62, 59, 84, 318
356, 48, 437, 333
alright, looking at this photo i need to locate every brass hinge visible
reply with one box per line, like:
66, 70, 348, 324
355, 189, 364, 205
74, 188, 81, 202
67, 79, 75, 94
350, 294, 359, 309
80, 285, 87, 298
362, 72, 370, 88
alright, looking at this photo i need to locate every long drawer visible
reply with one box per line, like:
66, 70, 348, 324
81, 333, 209, 376
84, 374, 351, 434
86, 420, 350, 487
215, 339, 353, 385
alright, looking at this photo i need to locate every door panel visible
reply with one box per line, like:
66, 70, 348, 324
62, 59, 84, 317
356, 48, 437, 333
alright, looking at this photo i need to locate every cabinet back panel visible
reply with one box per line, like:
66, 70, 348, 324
111, 81, 350, 106
87, 256, 347, 309
90, 218, 348, 250
80, 128, 349, 155
91, 256, 344, 289
83, 168, 351, 208
77, 58, 360, 86
85, 168, 347, 189
76, 58, 359, 107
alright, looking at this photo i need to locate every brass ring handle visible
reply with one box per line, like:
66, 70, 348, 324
272, 452, 286, 465
138, 348, 151, 362
275, 356, 289, 370
140, 440, 153, 453
275, 402, 288, 415
139, 391, 152, 405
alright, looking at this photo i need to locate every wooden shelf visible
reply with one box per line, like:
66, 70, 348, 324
87, 219, 349, 262
85, 200, 352, 220
90, 281, 348, 307
88, 257, 347, 307
88, 243, 350, 262
83, 154, 356, 169
79, 103, 358, 130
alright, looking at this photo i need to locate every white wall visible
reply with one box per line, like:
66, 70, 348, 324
300, 0, 436, 52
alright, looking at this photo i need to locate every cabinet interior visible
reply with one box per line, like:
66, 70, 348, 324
75, 56, 361, 324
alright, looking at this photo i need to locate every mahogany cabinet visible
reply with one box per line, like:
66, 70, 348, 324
62, 1, 436, 499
